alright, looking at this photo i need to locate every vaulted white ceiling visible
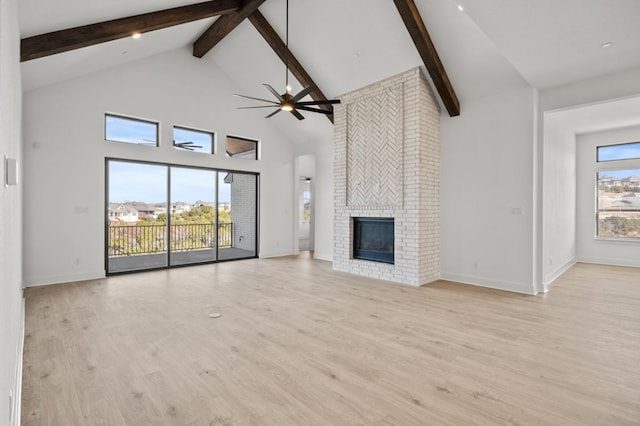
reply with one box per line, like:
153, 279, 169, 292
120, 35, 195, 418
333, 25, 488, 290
19, 0, 640, 112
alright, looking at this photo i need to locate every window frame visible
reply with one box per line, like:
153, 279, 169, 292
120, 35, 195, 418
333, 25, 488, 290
596, 141, 640, 163
172, 125, 215, 155
104, 113, 159, 147
595, 167, 640, 241
225, 135, 259, 160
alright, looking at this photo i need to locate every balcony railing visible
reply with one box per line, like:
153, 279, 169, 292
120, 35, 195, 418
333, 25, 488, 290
108, 223, 232, 257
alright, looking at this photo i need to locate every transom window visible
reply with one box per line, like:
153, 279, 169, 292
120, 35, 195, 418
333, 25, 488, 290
173, 126, 214, 154
597, 141, 640, 162
105, 114, 158, 146
226, 135, 258, 160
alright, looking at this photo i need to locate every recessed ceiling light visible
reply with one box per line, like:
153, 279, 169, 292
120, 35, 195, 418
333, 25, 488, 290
132, 32, 142, 39
457, 4, 464, 11
601, 41, 613, 48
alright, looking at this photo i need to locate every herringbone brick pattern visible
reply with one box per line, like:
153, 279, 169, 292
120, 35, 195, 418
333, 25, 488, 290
346, 85, 404, 208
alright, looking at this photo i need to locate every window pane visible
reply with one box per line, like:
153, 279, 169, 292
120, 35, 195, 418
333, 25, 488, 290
218, 171, 257, 259
169, 167, 217, 265
226, 135, 258, 160
173, 127, 214, 154
107, 160, 168, 273
597, 142, 640, 162
105, 114, 158, 146
597, 169, 640, 239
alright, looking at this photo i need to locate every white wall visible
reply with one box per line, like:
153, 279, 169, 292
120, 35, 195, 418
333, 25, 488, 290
541, 113, 577, 287
540, 66, 640, 113
440, 86, 537, 294
576, 125, 640, 267
22, 47, 306, 286
0, 0, 24, 422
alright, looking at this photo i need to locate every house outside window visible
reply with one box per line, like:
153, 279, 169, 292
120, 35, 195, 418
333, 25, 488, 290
596, 142, 640, 240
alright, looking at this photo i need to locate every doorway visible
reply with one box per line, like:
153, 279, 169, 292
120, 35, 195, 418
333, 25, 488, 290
298, 177, 313, 252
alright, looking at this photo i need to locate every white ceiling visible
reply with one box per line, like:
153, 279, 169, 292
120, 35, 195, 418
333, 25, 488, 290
19, 0, 640, 110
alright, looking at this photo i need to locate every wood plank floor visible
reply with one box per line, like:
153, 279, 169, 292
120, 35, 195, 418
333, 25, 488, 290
22, 257, 640, 425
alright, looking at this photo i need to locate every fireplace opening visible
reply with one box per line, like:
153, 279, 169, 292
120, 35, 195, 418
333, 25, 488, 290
353, 217, 394, 264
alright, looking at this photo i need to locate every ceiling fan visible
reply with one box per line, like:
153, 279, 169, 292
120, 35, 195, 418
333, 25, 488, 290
234, 0, 340, 120
173, 140, 203, 151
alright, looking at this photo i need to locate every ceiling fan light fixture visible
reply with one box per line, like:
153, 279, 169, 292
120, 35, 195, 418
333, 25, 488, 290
234, 0, 340, 121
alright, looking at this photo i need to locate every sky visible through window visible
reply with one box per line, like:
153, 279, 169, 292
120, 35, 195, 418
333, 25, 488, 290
109, 161, 230, 204
597, 142, 640, 162
173, 127, 213, 154
597, 169, 640, 179
106, 115, 157, 145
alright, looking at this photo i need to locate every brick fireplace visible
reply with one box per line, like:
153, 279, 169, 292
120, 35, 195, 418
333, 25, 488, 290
333, 67, 440, 286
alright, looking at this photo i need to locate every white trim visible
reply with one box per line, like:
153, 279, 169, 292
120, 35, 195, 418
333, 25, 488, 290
11, 297, 25, 426
543, 258, 576, 291
313, 251, 333, 262
259, 250, 295, 259
439, 272, 537, 295
576, 256, 640, 268
23, 271, 105, 287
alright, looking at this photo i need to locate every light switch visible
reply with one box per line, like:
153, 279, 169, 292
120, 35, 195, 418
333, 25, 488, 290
4, 156, 18, 186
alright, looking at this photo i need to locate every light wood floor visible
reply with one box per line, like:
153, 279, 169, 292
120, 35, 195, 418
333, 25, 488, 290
22, 257, 640, 425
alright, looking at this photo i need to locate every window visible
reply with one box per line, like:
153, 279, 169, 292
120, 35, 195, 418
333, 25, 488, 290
173, 126, 214, 154
226, 135, 258, 160
597, 169, 640, 239
105, 114, 158, 146
597, 141, 640, 162
106, 159, 259, 274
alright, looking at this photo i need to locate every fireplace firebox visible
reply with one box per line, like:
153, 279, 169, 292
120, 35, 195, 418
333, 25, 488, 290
352, 217, 394, 264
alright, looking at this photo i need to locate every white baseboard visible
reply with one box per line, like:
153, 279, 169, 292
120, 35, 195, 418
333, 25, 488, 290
11, 297, 25, 426
259, 250, 295, 259
439, 272, 537, 295
23, 270, 106, 287
313, 251, 332, 262
543, 258, 576, 291
576, 256, 640, 268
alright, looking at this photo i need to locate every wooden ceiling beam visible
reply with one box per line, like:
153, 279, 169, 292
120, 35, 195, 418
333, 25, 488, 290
193, 0, 266, 58
393, 0, 460, 116
21, 0, 242, 62
247, 10, 334, 123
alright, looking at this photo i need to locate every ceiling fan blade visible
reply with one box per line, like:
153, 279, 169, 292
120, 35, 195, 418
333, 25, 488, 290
234, 93, 279, 104
295, 106, 333, 115
238, 105, 281, 109
295, 99, 341, 106
290, 109, 305, 120
265, 109, 282, 118
290, 85, 316, 103
263, 84, 284, 101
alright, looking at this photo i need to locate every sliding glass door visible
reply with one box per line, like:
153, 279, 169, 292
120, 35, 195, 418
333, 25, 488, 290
170, 167, 217, 266
106, 159, 257, 274
107, 161, 169, 272
218, 171, 258, 260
